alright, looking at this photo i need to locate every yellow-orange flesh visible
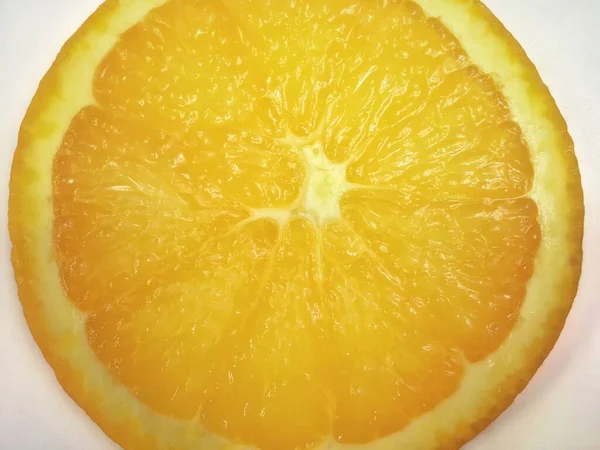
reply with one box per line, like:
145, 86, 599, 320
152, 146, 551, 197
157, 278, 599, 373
51, 0, 540, 448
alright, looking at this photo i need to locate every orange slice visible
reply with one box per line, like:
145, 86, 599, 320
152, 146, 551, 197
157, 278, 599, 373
9, 0, 583, 449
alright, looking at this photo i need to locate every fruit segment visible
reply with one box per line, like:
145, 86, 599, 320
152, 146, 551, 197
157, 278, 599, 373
199, 218, 331, 450
221, 0, 368, 136
94, 0, 275, 134
87, 218, 279, 418
54, 106, 251, 311
340, 189, 540, 361
322, 231, 464, 442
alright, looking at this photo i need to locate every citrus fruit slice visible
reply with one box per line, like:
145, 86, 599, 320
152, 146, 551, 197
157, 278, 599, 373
9, 0, 584, 449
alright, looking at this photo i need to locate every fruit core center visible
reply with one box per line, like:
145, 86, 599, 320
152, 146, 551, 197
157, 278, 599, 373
301, 143, 349, 224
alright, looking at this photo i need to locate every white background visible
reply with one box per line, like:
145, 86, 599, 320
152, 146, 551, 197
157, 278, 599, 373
0, 0, 599, 449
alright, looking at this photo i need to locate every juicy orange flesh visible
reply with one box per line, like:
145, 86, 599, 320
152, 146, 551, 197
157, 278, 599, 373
52, 0, 540, 448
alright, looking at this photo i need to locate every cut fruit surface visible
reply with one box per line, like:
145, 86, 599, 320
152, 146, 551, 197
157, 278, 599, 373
9, 0, 583, 449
